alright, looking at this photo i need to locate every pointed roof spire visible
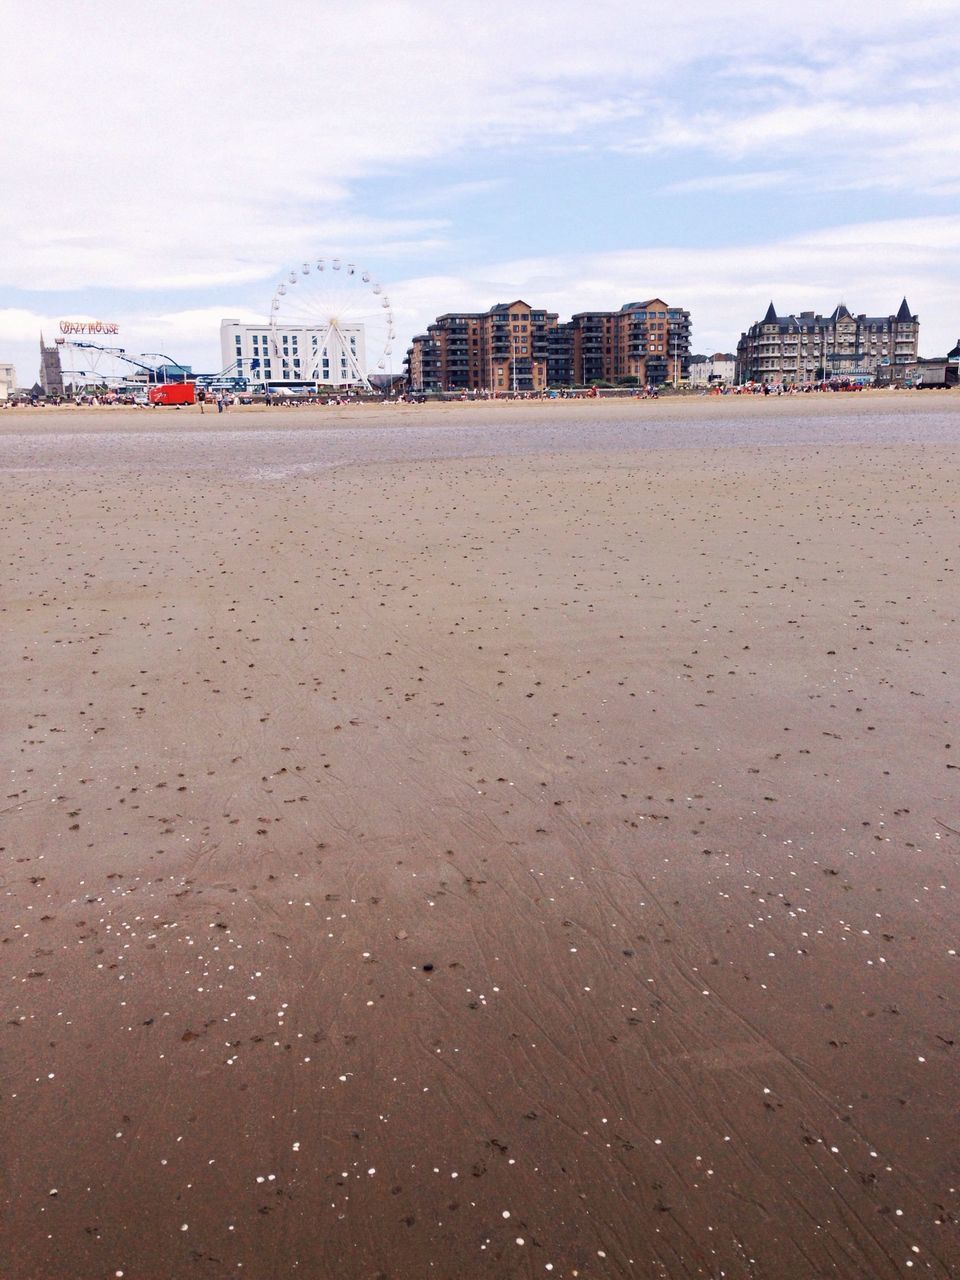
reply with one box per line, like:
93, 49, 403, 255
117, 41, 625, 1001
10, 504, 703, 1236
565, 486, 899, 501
762, 301, 777, 324
896, 297, 913, 322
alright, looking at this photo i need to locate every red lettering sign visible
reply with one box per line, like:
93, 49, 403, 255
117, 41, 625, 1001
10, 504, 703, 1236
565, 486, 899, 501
59, 320, 120, 336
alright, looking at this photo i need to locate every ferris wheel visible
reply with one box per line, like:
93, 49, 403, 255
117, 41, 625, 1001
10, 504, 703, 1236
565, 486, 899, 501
269, 258, 396, 390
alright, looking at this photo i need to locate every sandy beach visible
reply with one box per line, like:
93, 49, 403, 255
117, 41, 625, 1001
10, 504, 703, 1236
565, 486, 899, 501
2, 394, 958, 1279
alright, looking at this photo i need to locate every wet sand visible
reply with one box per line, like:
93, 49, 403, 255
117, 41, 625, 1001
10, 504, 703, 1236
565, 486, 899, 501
2, 397, 958, 1278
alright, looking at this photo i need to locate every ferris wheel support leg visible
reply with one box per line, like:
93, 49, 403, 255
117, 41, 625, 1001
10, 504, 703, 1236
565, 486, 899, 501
304, 323, 334, 383
341, 329, 372, 391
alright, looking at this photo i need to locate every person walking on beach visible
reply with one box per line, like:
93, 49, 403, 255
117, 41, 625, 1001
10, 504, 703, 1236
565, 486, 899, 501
216, 392, 224, 413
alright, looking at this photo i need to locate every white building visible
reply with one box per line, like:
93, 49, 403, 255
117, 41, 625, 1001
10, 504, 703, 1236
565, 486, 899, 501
220, 320, 367, 388
0, 362, 17, 400
688, 355, 736, 387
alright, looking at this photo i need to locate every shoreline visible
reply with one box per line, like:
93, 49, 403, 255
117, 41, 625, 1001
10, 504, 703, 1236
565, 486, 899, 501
0, 385, 956, 438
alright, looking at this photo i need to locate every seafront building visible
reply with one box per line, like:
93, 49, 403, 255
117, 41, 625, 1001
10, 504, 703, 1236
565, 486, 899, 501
736, 300, 919, 385
407, 301, 558, 394
875, 339, 960, 389
220, 319, 366, 388
0, 361, 16, 400
565, 300, 691, 388
688, 354, 736, 387
405, 298, 691, 392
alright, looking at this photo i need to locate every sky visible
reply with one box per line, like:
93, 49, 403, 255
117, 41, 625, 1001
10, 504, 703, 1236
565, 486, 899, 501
2, 0, 959, 385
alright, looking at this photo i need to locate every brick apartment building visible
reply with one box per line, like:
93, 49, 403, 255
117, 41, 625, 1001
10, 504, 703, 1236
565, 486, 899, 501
405, 298, 691, 392
564, 300, 691, 387
736, 299, 919, 385
406, 300, 558, 394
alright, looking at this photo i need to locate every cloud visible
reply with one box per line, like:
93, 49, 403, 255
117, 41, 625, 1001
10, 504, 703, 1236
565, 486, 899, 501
616, 30, 960, 198
662, 170, 795, 195
1, 1, 958, 380
3, 211, 957, 384
0, 309, 57, 344
0, 192, 450, 292
393, 215, 960, 358
3, 0, 958, 295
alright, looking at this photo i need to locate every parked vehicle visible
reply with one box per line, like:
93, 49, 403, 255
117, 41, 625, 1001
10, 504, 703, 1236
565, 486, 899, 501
149, 382, 196, 406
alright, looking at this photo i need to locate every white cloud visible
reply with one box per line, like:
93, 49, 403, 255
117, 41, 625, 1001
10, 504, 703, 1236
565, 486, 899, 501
620, 30, 960, 198
394, 215, 960, 358
662, 170, 795, 195
1, 1, 958, 379
3, 211, 957, 383
0, 309, 57, 344
2, 0, 958, 292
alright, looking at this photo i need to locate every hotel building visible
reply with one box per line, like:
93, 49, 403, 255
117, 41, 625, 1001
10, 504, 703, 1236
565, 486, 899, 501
736, 300, 919, 385
0, 361, 16, 400
220, 319, 366, 387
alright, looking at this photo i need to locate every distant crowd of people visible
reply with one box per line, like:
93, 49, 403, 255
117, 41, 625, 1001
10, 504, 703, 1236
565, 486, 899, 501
4, 379, 940, 409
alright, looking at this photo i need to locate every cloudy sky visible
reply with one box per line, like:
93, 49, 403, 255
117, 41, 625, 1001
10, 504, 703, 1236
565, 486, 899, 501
2, 0, 959, 384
